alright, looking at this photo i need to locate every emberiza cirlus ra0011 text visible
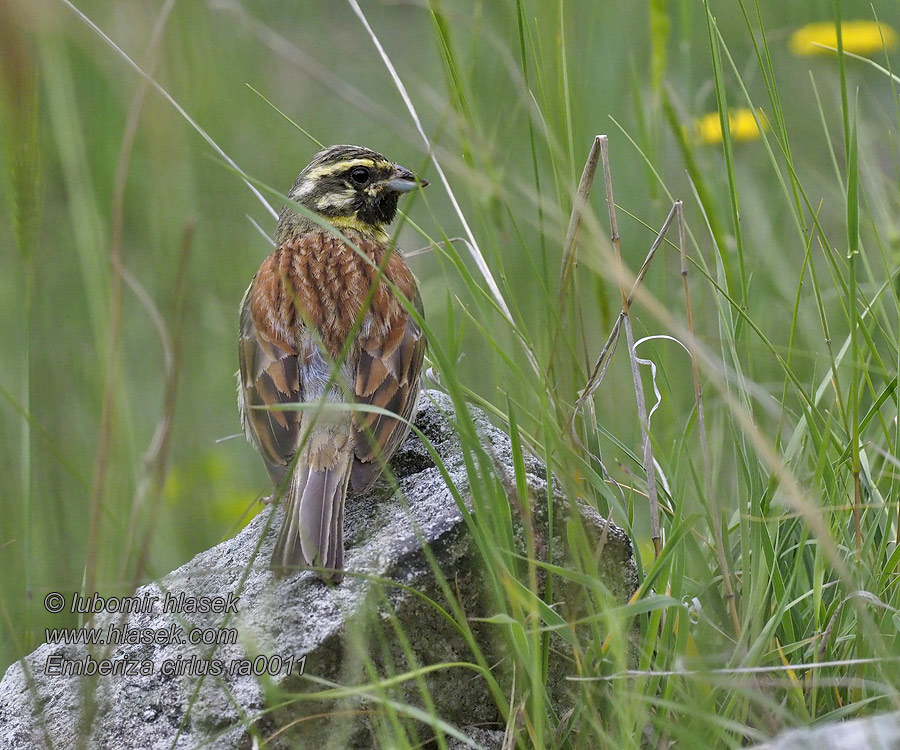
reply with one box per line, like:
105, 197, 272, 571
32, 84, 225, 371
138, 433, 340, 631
237, 145, 428, 583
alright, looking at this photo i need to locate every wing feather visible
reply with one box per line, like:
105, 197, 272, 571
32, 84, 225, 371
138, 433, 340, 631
350, 289, 425, 492
238, 283, 303, 486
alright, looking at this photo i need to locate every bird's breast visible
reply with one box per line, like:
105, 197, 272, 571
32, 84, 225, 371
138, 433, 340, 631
249, 230, 417, 360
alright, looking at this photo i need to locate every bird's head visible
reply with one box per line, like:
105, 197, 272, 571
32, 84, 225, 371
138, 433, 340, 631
279, 144, 428, 240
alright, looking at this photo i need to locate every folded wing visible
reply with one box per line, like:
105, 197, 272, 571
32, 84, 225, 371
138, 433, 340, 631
237, 285, 303, 487
350, 289, 425, 492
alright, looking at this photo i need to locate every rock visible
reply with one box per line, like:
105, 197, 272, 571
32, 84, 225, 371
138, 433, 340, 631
448, 727, 506, 749
748, 713, 900, 750
0, 390, 637, 749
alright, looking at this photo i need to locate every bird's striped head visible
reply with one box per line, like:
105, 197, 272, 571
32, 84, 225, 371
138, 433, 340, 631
281, 145, 428, 238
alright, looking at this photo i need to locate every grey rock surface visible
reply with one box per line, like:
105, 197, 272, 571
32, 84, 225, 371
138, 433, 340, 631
448, 727, 506, 750
0, 391, 637, 749
749, 713, 900, 750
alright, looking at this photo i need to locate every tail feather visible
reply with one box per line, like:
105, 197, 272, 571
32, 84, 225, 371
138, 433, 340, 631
298, 463, 341, 571
271, 465, 309, 573
270, 455, 352, 582
328, 477, 345, 572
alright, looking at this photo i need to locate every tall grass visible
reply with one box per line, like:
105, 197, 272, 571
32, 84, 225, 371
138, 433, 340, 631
1, 0, 899, 747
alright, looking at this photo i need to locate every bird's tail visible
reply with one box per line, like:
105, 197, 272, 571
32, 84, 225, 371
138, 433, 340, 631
271, 452, 353, 582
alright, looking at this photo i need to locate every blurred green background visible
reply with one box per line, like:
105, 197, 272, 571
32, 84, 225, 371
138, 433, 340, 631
2, 0, 900, 737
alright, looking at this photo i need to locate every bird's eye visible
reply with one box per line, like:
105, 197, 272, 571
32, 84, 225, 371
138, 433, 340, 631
349, 167, 371, 185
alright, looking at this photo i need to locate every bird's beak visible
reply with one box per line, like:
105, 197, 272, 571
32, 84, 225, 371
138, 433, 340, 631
385, 164, 428, 193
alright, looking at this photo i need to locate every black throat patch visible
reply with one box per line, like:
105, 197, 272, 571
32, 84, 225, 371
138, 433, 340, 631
353, 190, 400, 227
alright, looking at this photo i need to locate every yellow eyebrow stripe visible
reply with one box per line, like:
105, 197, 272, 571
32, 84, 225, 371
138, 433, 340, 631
305, 158, 392, 180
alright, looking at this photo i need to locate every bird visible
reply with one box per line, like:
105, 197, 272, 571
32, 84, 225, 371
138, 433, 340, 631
237, 144, 428, 583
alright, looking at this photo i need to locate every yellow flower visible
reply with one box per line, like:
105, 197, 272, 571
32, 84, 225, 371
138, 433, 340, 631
695, 107, 768, 145
790, 20, 898, 57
